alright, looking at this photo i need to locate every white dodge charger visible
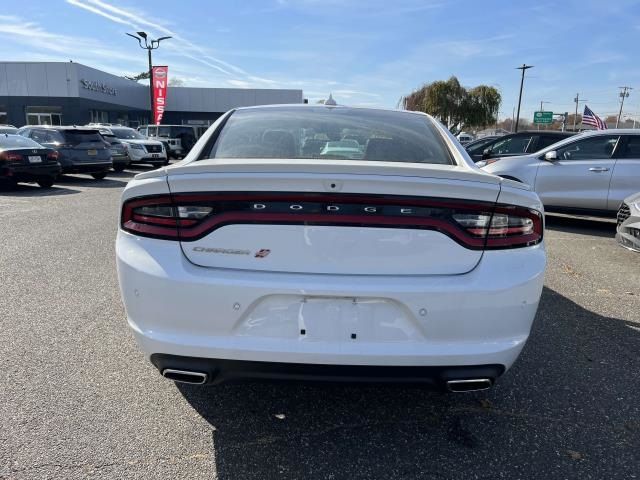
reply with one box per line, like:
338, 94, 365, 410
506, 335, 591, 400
116, 105, 546, 392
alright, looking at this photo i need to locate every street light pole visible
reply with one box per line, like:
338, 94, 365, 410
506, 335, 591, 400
515, 64, 533, 133
126, 32, 172, 124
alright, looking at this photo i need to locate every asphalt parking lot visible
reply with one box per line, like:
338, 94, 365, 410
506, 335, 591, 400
1, 170, 639, 480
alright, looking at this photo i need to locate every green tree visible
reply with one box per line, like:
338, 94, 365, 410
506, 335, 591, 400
403, 76, 501, 134
124, 71, 150, 82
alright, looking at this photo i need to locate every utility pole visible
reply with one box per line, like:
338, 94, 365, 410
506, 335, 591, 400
126, 32, 172, 124
515, 64, 533, 133
573, 93, 588, 132
616, 86, 632, 128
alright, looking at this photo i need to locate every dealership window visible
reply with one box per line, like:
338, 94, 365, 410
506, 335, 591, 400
26, 106, 62, 126
90, 110, 109, 124
0, 107, 7, 125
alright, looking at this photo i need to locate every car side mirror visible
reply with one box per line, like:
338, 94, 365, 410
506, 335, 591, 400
482, 148, 492, 160
544, 151, 558, 161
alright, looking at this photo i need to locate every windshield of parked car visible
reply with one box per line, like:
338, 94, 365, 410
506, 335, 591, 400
0, 134, 43, 149
110, 128, 145, 140
488, 135, 533, 155
209, 107, 454, 164
465, 137, 498, 154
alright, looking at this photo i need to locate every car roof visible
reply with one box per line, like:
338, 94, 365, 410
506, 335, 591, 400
233, 103, 431, 118
513, 130, 573, 136
142, 124, 195, 127
577, 128, 640, 135
22, 125, 100, 132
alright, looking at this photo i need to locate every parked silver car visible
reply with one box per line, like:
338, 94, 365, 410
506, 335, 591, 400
482, 129, 640, 215
616, 192, 640, 252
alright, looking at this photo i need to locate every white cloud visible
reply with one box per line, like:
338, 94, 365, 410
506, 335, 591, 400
0, 14, 136, 63
67, 0, 257, 80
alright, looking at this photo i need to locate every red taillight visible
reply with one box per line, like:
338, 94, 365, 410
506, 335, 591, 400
121, 196, 212, 240
47, 151, 59, 161
453, 206, 543, 248
0, 151, 23, 162
121, 193, 543, 249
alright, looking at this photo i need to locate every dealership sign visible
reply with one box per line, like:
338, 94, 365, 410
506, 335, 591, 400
152, 66, 168, 124
80, 79, 117, 96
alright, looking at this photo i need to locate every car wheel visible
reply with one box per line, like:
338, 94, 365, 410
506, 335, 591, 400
91, 172, 107, 180
113, 164, 126, 172
37, 178, 55, 188
163, 159, 170, 166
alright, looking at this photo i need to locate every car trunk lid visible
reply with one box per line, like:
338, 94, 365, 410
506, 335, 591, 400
165, 160, 501, 276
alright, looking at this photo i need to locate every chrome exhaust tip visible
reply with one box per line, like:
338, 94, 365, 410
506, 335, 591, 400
446, 378, 492, 392
162, 368, 208, 385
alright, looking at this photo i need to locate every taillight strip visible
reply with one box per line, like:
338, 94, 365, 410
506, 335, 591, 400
120, 192, 543, 250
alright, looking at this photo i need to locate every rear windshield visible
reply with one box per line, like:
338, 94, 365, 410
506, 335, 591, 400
0, 135, 43, 149
61, 130, 104, 145
207, 107, 454, 164
111, 128, 145, 140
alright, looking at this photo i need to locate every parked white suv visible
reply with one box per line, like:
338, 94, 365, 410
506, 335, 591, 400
116, 105, 546, 391
482, 129, 640, 215
109, 127, 167, 167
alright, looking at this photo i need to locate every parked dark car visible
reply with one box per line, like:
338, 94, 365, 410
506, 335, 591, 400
98, 129, 129, 172
0, 134, 61, 188
463, 136, 498, 154
17, 126, 112, 180
466, 131, 576, 163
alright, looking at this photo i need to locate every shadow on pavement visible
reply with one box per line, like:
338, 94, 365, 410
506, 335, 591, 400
0, 182, 80, 197
176, 287, 639, 479
545, 213, 616, 239
54, 174, 129, 189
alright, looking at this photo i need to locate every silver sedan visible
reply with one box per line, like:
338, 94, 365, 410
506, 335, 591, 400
482, 129, 640, 215
616, 192, 640, 252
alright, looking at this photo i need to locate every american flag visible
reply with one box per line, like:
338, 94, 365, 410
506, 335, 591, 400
582, 105, 607, 130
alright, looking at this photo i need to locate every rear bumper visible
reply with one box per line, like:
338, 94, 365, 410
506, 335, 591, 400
0, 163, 61, 180
117, 231, 546, 375
111, 154, 130, 166
127, 149, 166, 163
61, 162, 112, 174
151, 353, 504, 388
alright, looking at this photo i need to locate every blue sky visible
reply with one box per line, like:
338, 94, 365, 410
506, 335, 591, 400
1, 0, 639, 121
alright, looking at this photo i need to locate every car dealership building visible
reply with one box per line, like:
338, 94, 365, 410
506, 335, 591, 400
0, 62, 304, 128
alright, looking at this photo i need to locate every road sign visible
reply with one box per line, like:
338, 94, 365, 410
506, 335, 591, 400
534, 111, 553, 124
